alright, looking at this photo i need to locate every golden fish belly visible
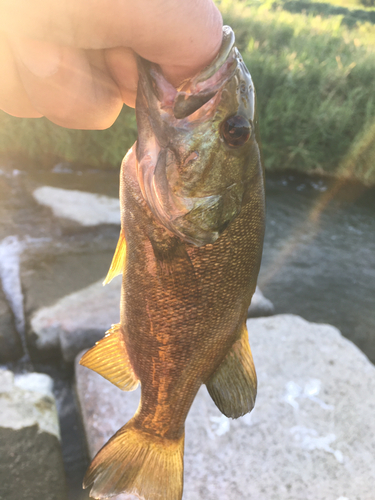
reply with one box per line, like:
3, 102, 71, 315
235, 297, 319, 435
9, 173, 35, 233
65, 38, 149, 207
121, 148, 265, 441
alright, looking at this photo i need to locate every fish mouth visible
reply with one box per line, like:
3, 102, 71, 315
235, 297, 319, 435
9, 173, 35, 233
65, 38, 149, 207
136, 26, 243, 246
139, 26, 237, 123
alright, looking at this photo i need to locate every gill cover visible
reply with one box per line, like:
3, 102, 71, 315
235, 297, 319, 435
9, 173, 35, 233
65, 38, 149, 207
135, 26, 261, 246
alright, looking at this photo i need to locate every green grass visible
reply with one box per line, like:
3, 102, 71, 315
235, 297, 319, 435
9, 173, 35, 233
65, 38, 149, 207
304, 0, 375, 10
1, 0, 375, 184
272, 1, 375, 27
220, 0, 375, 184
0, 106, 137, 170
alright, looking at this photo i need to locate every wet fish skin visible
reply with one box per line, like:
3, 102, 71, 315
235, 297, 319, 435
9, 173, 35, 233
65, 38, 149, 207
81, 25, 265, 500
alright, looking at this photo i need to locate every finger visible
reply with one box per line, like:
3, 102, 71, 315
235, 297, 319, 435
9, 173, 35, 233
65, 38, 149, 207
0, 33, 42, 117
0, 0, 222, 85
125, 0, 223, 86
0, 0, 130, 47
10, 36, 124, 129
104, 47, 138, 108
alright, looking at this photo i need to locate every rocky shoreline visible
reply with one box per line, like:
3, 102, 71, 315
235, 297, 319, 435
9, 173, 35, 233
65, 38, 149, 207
1, 173, 374, 499
2, 311, 375, 499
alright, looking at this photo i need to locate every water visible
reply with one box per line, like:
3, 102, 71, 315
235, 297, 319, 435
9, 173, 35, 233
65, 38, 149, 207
259, 174, 375, 363
0, 161, 374, 498
0, 161, 119, 499
1, 162, 373, 363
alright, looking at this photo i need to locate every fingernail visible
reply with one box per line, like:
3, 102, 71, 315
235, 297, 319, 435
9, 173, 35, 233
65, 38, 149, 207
10, 36, 61, 78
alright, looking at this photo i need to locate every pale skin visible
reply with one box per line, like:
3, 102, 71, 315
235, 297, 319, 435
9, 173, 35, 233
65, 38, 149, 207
0, 0, 223, 129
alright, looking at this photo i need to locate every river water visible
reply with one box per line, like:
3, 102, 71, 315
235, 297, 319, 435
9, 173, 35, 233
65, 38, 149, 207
1, 162, 374, 362
259, 174, 375, 364
0, 161, 374, 499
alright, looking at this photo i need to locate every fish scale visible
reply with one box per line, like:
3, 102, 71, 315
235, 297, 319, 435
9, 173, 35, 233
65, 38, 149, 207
80, 25, 265, 500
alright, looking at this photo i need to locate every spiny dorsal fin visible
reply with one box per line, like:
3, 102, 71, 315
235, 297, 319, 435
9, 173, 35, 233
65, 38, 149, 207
103, 229, 126, 285
206, 322, 257, 418
79, 324, 139, 391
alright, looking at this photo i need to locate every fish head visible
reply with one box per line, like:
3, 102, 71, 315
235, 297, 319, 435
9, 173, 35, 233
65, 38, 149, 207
136, 26, 262, 246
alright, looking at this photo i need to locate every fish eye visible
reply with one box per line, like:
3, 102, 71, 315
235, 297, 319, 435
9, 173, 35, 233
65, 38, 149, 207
221, 115, 252, 147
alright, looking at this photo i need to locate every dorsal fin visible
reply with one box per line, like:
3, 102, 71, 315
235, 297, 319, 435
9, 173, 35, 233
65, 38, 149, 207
103, 229, 126, 285
79, 324, 139, 391
206, 321, 257, 418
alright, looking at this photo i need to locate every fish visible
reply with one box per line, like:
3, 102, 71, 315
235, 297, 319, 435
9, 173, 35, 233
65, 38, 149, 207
80, 25, 265, 500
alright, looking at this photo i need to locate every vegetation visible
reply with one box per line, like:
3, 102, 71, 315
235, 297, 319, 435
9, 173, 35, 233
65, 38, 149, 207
278, 1, 375, 27
0, 106, 137, 170
1, 0, 375, 184
220, 0, 375, 184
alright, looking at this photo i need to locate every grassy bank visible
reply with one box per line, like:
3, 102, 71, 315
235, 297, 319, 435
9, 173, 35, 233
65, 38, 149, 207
1, 0, 375, 184
0, 106, 137, 170
220, 0, 375, 184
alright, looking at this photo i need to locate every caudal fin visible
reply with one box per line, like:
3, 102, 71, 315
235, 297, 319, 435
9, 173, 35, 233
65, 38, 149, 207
83, 418, 184, 500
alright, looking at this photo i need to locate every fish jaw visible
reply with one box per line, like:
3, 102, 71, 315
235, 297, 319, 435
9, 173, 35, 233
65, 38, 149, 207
135, 26, 260, 247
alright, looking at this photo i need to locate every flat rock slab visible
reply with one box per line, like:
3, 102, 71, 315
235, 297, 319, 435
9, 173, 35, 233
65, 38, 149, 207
33, 186, 120, 226
31, 277, 121, 361
0, 370, 67, 500
75, 314, 375, 500
22, 247, 117, 317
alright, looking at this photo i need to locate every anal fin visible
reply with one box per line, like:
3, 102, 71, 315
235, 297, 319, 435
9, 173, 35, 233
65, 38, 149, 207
103, 229, 126, 285
206, 322, 257, 418
79, 324, 139, 391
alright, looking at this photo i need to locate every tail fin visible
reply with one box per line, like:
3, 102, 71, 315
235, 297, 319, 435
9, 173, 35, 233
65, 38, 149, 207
83, 418, 184, 500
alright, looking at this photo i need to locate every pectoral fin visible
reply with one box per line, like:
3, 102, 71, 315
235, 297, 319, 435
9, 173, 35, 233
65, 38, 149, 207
103, 229, 126, 285
79, 324, 139, 391
206, 322, 257, 418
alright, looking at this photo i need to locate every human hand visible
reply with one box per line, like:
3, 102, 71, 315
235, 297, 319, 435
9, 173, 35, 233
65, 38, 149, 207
0, 0, 222, 129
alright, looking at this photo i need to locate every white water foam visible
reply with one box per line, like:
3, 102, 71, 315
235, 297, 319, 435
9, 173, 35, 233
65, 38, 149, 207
0, 236, 26, 338
0, 235, 50, 361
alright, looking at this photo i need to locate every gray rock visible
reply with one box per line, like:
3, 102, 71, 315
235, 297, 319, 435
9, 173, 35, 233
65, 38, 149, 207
31, 277, 121, 361
0, 369, 67, 500
22, 243, 117, 360
247, 286, 274, 317
75, 315, 375, 500
0, 285, 23, 362
33, 186, 120, 226
22, 248, 116, 317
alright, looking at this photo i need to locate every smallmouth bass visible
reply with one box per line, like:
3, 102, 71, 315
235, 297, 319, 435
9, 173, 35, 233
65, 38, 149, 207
81, 26, 265, 500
